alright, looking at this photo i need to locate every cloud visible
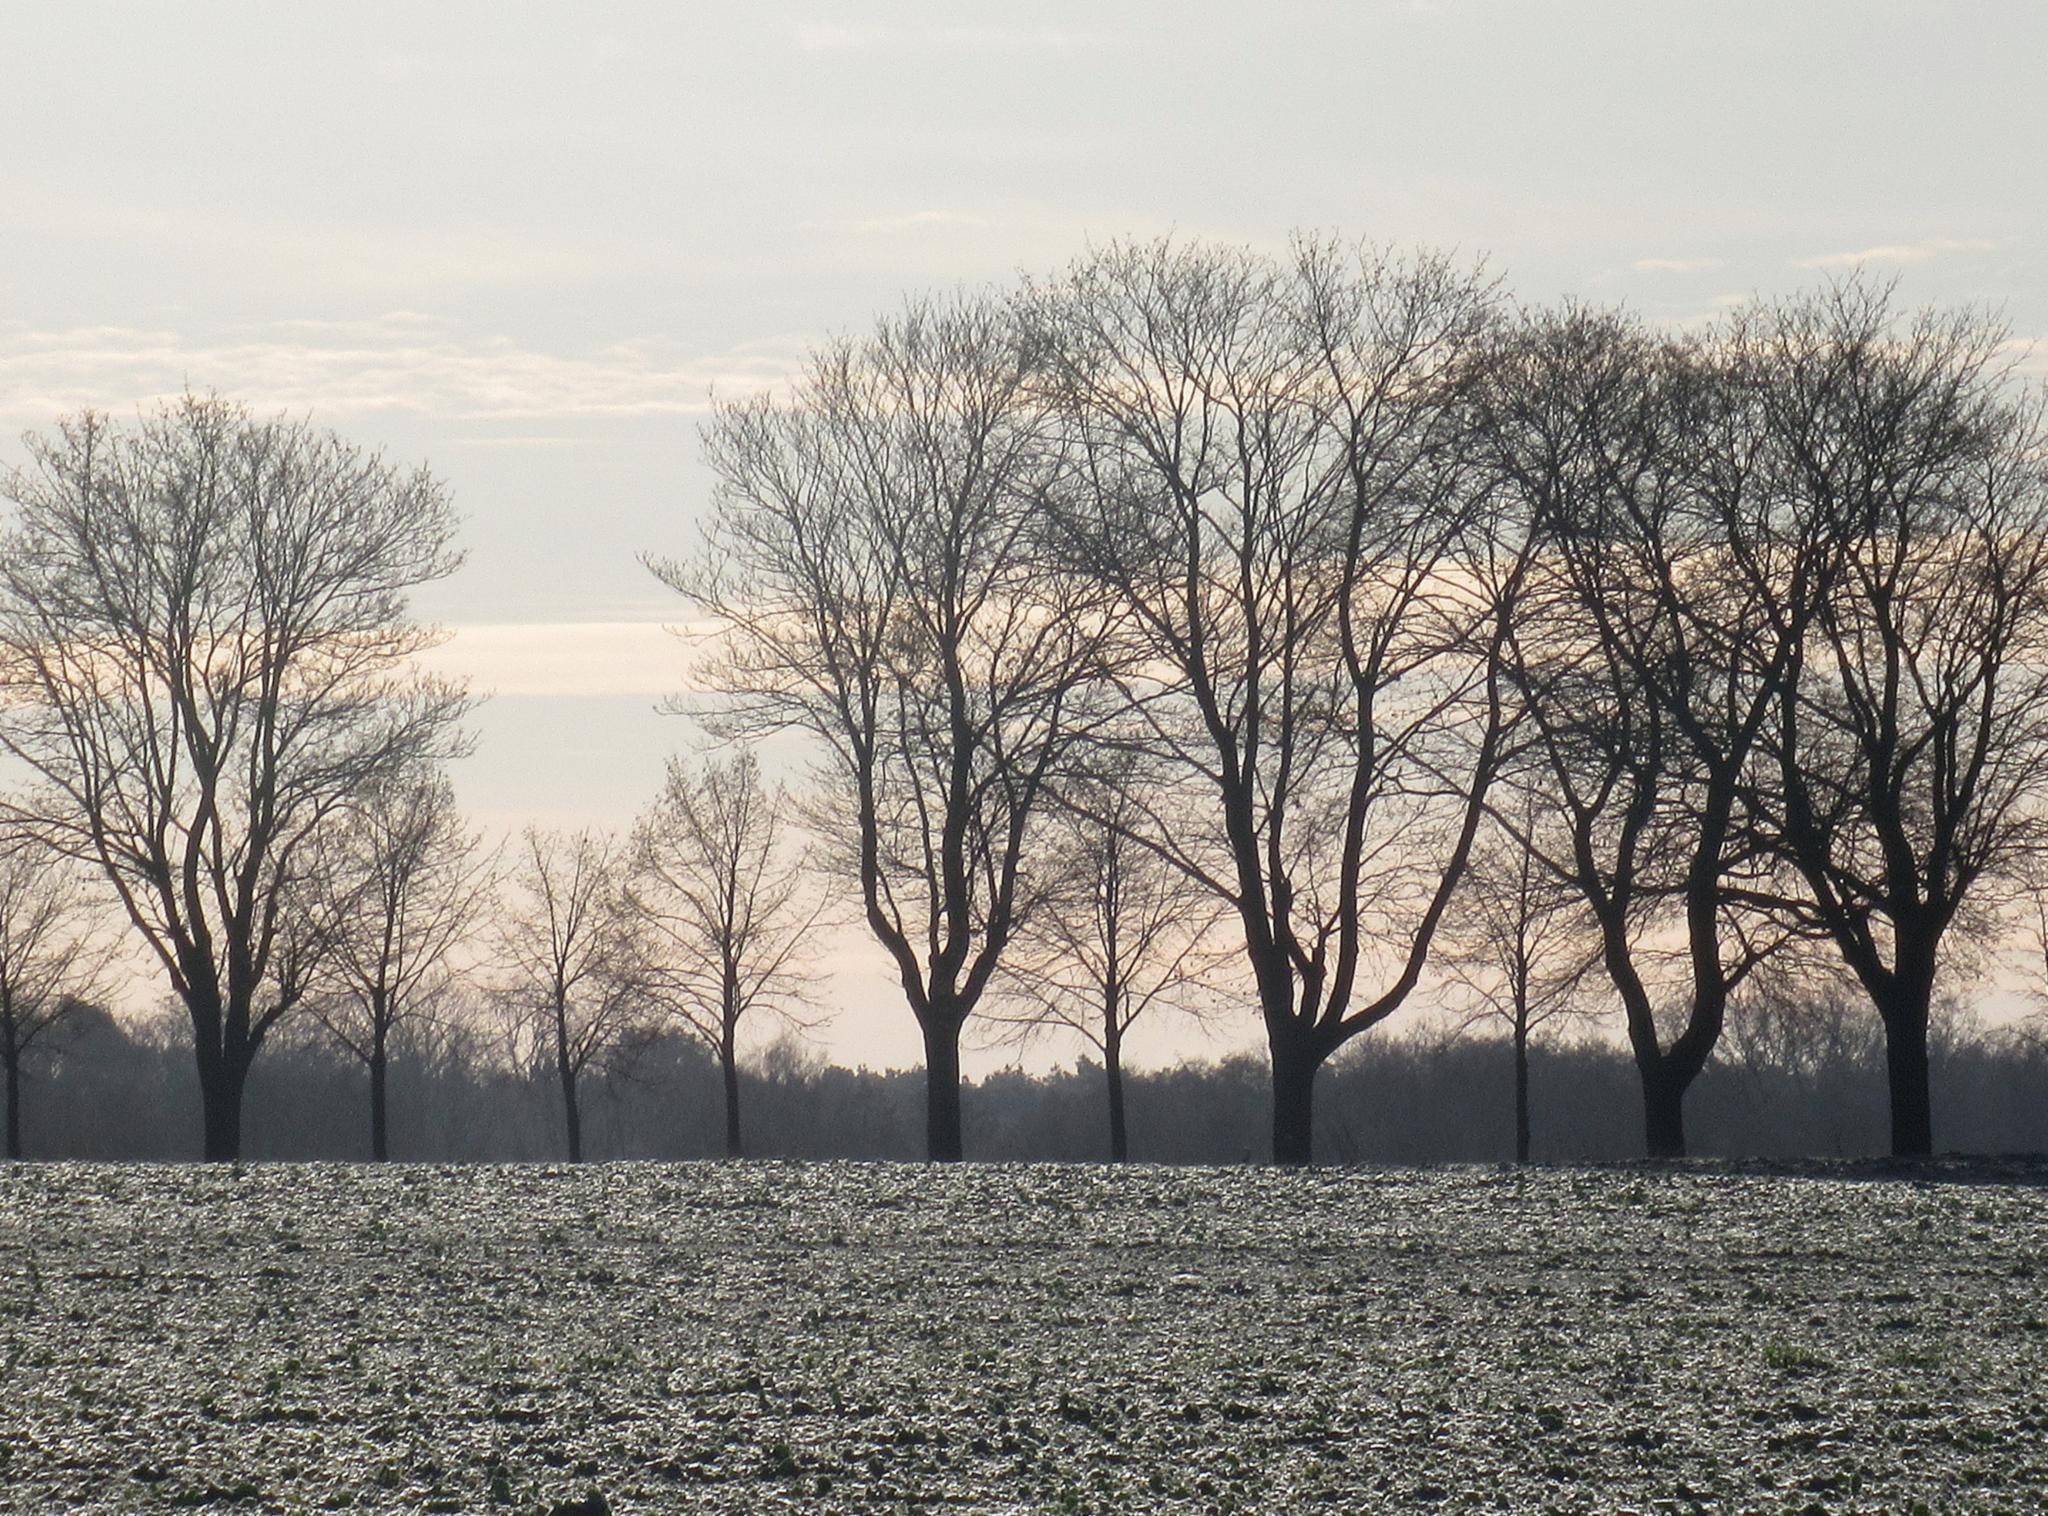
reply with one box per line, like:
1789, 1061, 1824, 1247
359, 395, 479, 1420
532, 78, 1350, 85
0, 314, 806, 424
803, 205, 1193, 278
846, 210, 991, 235
794, 23, 1101, 53
444, 434, 586, 449
270, 312, 444, 336
1794, 238, 2001, 270
2000, 338, 2048, 379
1633, 257, 1722, 273
413, 620, 711, 699
0, 178, 655, 295
793, 23, 883, 51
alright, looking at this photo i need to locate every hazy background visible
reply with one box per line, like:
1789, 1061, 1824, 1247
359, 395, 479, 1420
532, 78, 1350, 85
2, 0, 2043, 1071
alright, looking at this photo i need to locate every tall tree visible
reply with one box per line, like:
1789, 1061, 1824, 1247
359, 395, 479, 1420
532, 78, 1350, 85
1032, 237, 1508, 1163
625, 748, 822, 1157
496, 826, 641, 1163
0, 396, 468, 1160
988, 782, 1226, 1162
0, 841, 119, 1159
1745, 286, 2048, 1155
305, 768, 495, 1160
1478, 307, 1810, 1157
657, 294, 1112, 1160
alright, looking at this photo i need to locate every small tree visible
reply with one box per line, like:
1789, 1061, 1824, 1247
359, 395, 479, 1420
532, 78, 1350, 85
1438, 792, 1597, 1162
305, 768, 496, 1160
1724, 979, 1885, 1157
626, 749, 822, 1157
0, 840, 120, 1159
988, 785, 1226, 1161
0, 395, 468, 1160
497, 826, 641, 1162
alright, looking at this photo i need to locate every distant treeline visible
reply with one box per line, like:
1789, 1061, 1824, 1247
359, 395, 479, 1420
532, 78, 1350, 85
22, 1001, 2048, 1164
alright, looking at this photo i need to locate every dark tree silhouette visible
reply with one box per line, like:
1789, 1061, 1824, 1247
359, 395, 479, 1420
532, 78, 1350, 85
496, 826, 642, 1163
1031, 237, 1510, 1163
1478, 307, 1819, 1156
0, 840, 119, 1159
626, 748, 823, 1157
657, 294, 1113, 1160
0, 396, 469, 1160
1739, 286, 2048, 1157
305, 767, 495, 1160
987, 781, 1227, 1161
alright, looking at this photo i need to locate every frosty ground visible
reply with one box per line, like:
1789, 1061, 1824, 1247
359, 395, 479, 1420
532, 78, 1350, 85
0, 1163, 2044, 1513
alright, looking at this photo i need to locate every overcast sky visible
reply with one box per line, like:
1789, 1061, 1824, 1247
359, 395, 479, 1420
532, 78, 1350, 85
2, 1, 2043, 1069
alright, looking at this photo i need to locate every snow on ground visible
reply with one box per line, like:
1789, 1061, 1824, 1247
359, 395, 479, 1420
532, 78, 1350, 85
1, 1161, 2045, 1512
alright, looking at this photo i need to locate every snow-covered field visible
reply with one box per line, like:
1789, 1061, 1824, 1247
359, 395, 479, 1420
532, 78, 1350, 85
1, 1161, 2044, 1513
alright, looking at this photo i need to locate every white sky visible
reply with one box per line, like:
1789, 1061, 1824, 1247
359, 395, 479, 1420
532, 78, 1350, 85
3, 0, 2044, 1071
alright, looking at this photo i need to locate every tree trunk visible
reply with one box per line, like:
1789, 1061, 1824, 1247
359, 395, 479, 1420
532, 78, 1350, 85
558, 1061, 583, 1163
1641, 1063, 1686, 1159
4, 1044, 20, 1162
1613, 951, 1712, 1161
1882, 1000, 1934, 1157
198, 1051, 247, 1163
721, 1042, 743, 1159
1270, 1038, 1319, 1166
1104, 1031, 1128, 1164
369, 1042, 389, 1163
922, 1018, 963, 1162
1513, 1022, 1531, 1165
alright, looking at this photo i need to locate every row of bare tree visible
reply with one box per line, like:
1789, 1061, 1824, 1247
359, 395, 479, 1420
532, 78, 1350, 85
0, 401, 833, 1162
0, 734, 822, 1163
487, 758, 823, 1164
0, 237, 2042, 1166
667, 238, 2048, 1165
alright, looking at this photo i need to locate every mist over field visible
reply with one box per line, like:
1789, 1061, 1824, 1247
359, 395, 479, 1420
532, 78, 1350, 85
18, 1008, 2048, 1166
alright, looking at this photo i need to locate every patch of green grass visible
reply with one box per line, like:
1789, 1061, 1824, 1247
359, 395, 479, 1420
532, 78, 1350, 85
1762, 1341, 1833, 1374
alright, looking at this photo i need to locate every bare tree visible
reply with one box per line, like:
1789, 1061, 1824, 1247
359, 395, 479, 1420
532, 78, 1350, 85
496, 826, 642, 1163
1742, 286, 2048, 1156
1477, 306, 1821, 1156
987, 782, 1228, 1161
1030, 237, 1509, 1163
625, 748, 822, 1157
0, 840, 120, 1159
655, 293, 1113, 1160
1439, 791, 1597, 1163
304, 767, 496, 1160
0, 395, 469, 1160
